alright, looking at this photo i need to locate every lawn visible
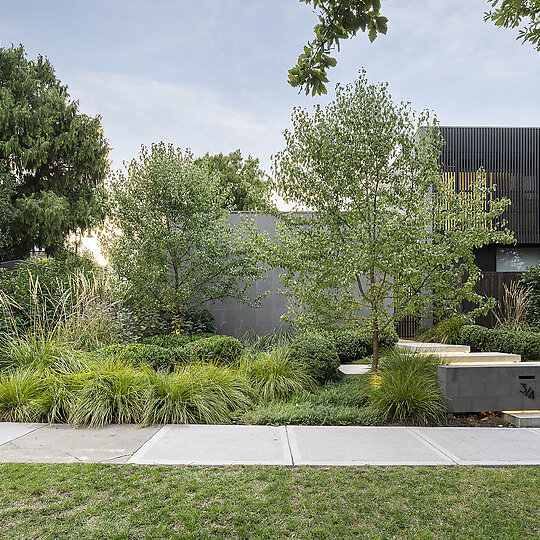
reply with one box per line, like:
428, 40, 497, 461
1, 464, 539, 539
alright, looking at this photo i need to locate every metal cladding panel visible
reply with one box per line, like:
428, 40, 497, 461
438, 127, 540, 244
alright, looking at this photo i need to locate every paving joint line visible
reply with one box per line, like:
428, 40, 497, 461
526, 428, 540, 438
284, 426, 295, 466
406, 427, 460, 465
127, 425, 166, 462
0, 423, 48, 449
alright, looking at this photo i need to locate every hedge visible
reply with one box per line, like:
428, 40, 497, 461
459, 325, 540, 362
332, 327, 398, 364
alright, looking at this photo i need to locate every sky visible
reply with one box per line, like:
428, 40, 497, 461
2, 0, 539, 180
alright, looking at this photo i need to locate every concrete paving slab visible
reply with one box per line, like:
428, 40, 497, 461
286, 426, 455, 466
338, 364, 370, 377
0, 424, 161, 464
431, 352, 521, 364
128, 425, 292, 465
0, 422, 46, 446
410, 427, 540, 465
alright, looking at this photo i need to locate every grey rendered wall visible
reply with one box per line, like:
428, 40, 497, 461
204, 213, 290, 337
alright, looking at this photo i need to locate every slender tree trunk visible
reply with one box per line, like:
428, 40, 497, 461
372, 314, 379, 373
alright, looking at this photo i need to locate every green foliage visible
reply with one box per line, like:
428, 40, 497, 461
0, 368, 45, 422
173, 308, 216, 336
485, 0, 540, 51
272, 71, 513, 371
141, 334, 192, 349
103, 142, 266, 320
180, 335, 243, 365
142, 364, 250, 425
522, 264, 540, 327
417, 316, 467, 345
241, 327, 297, 351
290, 0, 388, 95
195, 150, 273, 211
459, 324, 540, 362
332, 327, 397, 363
366, 350, 446, 425
240, 347, 314, 403
68, 358, 148, 426
289, 331, 340, 384
0, 332, 88, 374
241, 378, 381, 425
0, 45, 109, 258
96, 344, 177, 372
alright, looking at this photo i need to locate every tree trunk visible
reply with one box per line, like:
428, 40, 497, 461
371, 315, 379, 373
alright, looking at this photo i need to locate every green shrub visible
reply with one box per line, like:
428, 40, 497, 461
142, 364, 250, 425
68, 358, 148, 426
179, 335, 243, 365
0, 368, 46, 422
523, 264, 540, 328
240, 348, 314, 403
289, 331, 340, 384
173, 308, 216, 336
97, 343, 177, 371
140, 334, 191, 349
366, 350, 446, 425
242, 402, 383, 426
332, 327, 398, 364
459, 324, 540, 362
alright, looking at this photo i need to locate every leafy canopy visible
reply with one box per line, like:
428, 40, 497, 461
195, 150, 273, 211
485, 0, 540, 51
272, 71, 513, 371
0, 45, 109, 259
103, 143, 266, 322
292, 1, 540, 95
290, 0, 387, 95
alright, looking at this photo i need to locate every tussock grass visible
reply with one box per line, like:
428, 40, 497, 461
240, 347, 314, 403
367, 349, 446, 425
0, 368, 46, 422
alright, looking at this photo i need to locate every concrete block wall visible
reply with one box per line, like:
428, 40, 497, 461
437, 363, 540, 413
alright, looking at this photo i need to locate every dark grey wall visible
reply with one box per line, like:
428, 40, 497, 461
204, 213, 290, 337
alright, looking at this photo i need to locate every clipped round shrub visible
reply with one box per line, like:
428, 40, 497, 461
289, 331, 340, 384
179, 335, 243, 365
332, 327, 398, 364
366, 350, 445, 425
241, 347, 314, 403
141, 334, 192, 349
96, 343, 177, 371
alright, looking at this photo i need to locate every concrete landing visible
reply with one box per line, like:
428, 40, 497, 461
501, 412, 540, 428
429, 351, 521, 364
397, 341, 470, 353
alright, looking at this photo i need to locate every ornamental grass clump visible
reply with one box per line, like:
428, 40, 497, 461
0, 332, 86, 374
68, 358, 148, 426
366, 349, 446, 425
241, 347, 315, 403
0, 368, 46, 422
142, 364, 249, 425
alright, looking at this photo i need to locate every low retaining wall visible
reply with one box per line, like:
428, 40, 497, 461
437, 363, 540, 413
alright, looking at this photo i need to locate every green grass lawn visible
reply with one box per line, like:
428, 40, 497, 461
1, 465, 539, 539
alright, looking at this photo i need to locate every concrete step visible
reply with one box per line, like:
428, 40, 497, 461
397, 340, 470, 353
338, 364, 371, 377
423, 351, 521, 364
501, 412, 540, 428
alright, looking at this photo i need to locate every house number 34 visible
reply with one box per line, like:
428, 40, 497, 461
520, 383, 535, 400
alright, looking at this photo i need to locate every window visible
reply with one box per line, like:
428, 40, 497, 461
496, 247, 540, 272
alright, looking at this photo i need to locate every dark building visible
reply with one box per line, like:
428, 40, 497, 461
439, 126, 540, 327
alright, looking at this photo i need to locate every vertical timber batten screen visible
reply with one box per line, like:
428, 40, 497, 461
438, 127, 540, 244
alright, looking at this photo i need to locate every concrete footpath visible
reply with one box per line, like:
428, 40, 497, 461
1, 422, 540, 466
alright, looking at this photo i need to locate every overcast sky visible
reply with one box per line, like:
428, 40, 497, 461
2, 0, 539, 177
